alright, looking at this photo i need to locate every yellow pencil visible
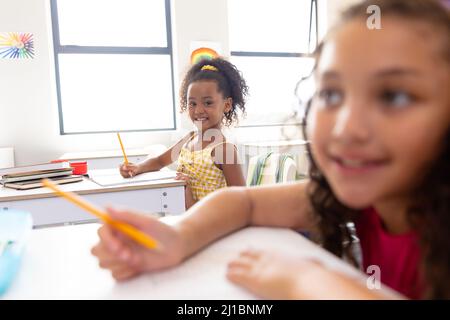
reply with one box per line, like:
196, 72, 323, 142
117, 132, 129, 165
42, 179, 159, 250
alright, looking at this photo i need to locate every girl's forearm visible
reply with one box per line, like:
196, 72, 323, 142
139, 157, 164, 173
175, 187, 251, 259
175, 182, 313, 260
293, 264, 391, 300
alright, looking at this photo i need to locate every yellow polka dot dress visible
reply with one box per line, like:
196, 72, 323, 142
176, 140, 228, 201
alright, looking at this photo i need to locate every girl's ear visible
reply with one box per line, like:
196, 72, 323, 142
224, 97, 233, 113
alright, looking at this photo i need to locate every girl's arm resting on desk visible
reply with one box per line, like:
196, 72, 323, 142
227, 249, 391, 300
92, 181, 314, 279
177, 181, 314, 259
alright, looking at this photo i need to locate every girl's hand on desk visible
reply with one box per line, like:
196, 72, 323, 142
119, 163, 140, 178
91, 207, 185, 281
227, 249, 388, 300
174, 171, 190, 183
226, 249, 315, 299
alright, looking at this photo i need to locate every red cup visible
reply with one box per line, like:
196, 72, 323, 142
69, 161, 88, 175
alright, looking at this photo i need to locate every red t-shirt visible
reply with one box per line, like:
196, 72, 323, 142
355, 208, 424, 299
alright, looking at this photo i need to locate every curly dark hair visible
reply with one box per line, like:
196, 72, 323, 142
179, 57, 249, 127
302, 0, 450, 299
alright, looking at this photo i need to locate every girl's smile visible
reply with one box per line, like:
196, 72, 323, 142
327, 151, 390, 176
187, 80, 231, 132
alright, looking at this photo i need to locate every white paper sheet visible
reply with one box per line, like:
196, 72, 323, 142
89, 168, 177, 187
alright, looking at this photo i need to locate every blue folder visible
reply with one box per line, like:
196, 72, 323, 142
0, 209, 32, 296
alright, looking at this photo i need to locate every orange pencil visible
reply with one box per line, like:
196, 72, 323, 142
117, 132, 129, 165
42, 179, 159, 250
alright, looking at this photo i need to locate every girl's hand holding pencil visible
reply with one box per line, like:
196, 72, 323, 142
42, 179, 161, 251
91, 207, 185, 281
117, 132, 140, 178
119, 163, 141, 178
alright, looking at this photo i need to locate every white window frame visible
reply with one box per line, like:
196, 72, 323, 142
229, 0, 318, 128
50, 0, 176, 135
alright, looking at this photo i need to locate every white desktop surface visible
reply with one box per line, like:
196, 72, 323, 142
0, 173, 184, 202
1, 216, 385, 300
0, 170, 186, 227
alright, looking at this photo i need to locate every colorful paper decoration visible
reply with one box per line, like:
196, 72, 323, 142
190, 47, 219, 65
0, 32, 34, 59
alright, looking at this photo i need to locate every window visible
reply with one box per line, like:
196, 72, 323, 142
50, 0, 175, 134
228, 0, 318, 127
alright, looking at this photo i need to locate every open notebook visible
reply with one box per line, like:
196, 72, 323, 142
88, 168, 177, 187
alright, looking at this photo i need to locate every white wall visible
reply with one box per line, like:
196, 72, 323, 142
171, 0, 230, 137
0, 0, 358, 166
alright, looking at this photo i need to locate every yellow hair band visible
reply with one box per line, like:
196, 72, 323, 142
201, 65, 218, 72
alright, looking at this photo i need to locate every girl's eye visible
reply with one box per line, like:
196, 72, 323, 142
380, 90, 413, 108
204, 101, 213, 107
188, 102, 196, 108
316, 89, 343, 107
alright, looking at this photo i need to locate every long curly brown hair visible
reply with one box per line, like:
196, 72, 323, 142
302, 0, 450, 299
179, 57, 248, 127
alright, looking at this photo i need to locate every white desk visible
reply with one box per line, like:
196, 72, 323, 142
0, 172, 185, 228
2, 220, 394, 300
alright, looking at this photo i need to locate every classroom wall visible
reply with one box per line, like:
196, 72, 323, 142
0, 0, 360, 166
